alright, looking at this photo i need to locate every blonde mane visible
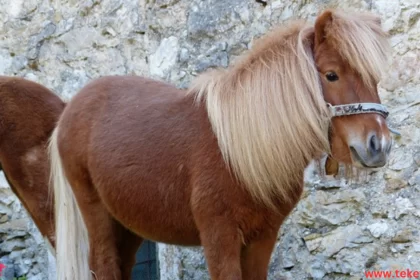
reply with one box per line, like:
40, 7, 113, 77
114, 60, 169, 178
188, 10, 390, 208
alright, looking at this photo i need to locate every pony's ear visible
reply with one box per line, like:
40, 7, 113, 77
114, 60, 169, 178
314, 10, 333, 48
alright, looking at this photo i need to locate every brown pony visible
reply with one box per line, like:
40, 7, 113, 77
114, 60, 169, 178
0, 76, 64, 251
49, 9, 393, 280
0, 76, 143, 277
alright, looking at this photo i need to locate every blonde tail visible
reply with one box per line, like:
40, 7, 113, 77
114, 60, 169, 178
48, 126, 91, 280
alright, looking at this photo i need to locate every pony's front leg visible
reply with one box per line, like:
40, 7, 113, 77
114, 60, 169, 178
199, 220, 243, 280
240, 231, 278, 280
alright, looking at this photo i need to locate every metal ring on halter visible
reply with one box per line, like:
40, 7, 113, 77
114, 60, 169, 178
326, 102, 401, 136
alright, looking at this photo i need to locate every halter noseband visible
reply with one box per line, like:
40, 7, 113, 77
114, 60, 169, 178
327, 102, 389, 119
326, 102, 401, 136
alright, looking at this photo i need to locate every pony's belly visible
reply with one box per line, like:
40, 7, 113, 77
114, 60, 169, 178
114, 206, 201, 246
133, 222, 202, 246
123, 205, 201, 246
96, 180, 202, 246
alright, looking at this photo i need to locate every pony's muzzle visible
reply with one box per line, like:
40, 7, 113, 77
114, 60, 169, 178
349, 131, 392, 168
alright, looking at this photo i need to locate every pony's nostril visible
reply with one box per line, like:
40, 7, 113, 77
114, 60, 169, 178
369, 134, 380, 154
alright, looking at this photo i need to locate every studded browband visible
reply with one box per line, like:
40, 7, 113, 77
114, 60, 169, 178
327, 102, 401, 136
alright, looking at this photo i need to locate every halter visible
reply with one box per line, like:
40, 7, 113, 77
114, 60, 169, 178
327, 102, 389, 119
326, 102, 401, 136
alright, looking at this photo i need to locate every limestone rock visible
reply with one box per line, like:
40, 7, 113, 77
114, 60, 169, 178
394, 197, 415, 219
303, 225, 370, 257
296, 189, 365, 227
392, 228, 416, 243
149, 36, 179, 79
367, 222, 389, 238
385, 178, 408, 193
1, 238, 26, 253
388, 150, 415, 171
414, 152, 420, 167
187, 0, 244, 39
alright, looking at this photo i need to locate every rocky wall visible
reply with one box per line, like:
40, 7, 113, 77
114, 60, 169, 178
0, 0, 419, 279
0, 173, 50, 280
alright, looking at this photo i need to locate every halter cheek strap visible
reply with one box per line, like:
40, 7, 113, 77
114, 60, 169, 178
326, 102, 401, 136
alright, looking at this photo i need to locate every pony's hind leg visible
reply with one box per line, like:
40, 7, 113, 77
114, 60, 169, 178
66, 170, 123, 280
240, 232, 278, 280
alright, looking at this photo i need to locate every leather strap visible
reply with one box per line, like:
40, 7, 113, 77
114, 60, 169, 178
327, 102, 389, 119
326, 102, 401, 136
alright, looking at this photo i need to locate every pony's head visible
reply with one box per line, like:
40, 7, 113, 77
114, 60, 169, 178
313, 9, 392, 169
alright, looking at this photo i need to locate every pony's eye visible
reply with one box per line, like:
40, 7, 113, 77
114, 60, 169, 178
326, 71, 339, 82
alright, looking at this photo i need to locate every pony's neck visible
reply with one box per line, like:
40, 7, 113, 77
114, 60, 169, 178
187, 22, 330, 209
